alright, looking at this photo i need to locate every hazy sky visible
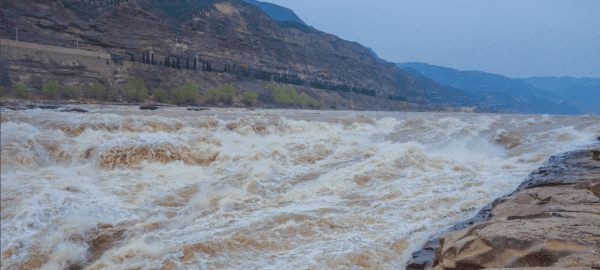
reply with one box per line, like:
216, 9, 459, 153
260, 0, 599, 78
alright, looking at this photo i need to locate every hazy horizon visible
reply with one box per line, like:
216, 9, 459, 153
259, 0, 600, 79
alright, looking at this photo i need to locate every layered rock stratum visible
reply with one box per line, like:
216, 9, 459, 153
408, 147, 600, 270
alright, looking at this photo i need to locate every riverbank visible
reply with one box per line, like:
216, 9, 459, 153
407, 146, 600, 269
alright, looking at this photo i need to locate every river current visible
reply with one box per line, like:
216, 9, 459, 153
1, 106, 599, 269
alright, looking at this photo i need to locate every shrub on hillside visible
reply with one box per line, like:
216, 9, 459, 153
12, 81, 28, 98
170, 87, 185, 104
109, 88, 120, 101
331, 98, 339, 109
60, 86, 78, 99
297, 92, 310, 105
171, 81, 199, 104
124, 76, 147, 102
307, 97, 324, 108
242, 91, 258, 104
204, 83, 235, 104
184, 81, 200, 102
219, 83, 235, 104
86, 83, 105, 100
0, 86, 8, 96
203, 86, 220, 104
41, 81, 60, 99
267, 83, 298, 104
152, 88, 168, 103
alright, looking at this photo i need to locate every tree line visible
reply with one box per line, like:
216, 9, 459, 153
0, 78, 333, 109
0, 78, 258, 106
111, 52, 404, 100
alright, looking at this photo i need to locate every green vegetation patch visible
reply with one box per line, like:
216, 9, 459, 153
203, 86, 220, 104
297, 92, 310, 105
86, 83, 105, 100
267, 83, 324, 107
109, 88, 120, 101
61, 86, 78, 99
267, 83, 298, 104
152, 88, 168, 103
13, 81, 28, 98
331, 98, 339, 108
242, 91, 258, 103
171, 81, 200, 104
124, 76, 147, 102
219, 83, 235, 104
204, 83, 235, 104
307, 97, 324, 107
42, 81, 60, 99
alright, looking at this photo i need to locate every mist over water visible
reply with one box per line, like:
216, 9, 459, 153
1, 106, 599, 269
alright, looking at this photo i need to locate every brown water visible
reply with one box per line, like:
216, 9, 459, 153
1, 106, 599, 269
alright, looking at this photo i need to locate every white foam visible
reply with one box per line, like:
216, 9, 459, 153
2, 109, 599, 269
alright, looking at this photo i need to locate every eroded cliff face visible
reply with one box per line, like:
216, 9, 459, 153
1, 0, 411, 98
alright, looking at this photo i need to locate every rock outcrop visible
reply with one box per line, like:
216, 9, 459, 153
411, 148, 600, 269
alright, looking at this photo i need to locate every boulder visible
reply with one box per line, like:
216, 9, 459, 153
6, 105, 27, 110
425, 149, 600, 269
592, 148, 600, 161
187, 107, 209, 111
139, 106, 160, 110
37, 104, 60, 109
407, 247, 436, 269
60, 108, 88, 113
2, 102, 62, 110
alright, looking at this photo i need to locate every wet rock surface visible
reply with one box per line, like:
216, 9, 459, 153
406, 196, 496, 269
139, 106, 160, 110
187, 107, 210, 111
408, 147, 600, 270
60, 107, 89, 113
1, 102, 62, 110
0, 101, 93, 113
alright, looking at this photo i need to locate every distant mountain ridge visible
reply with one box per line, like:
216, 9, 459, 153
397, 62, 586, 115
522, 76, 600, 115
397, 67, 476, 104
523, 76, 600, 101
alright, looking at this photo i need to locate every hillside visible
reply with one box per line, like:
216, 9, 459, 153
1, 0, 425, 106
397, 62, 584, 115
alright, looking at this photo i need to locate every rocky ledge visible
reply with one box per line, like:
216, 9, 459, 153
407, 147, 600, 270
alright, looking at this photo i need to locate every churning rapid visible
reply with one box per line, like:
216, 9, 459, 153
1, 106, 599, 270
